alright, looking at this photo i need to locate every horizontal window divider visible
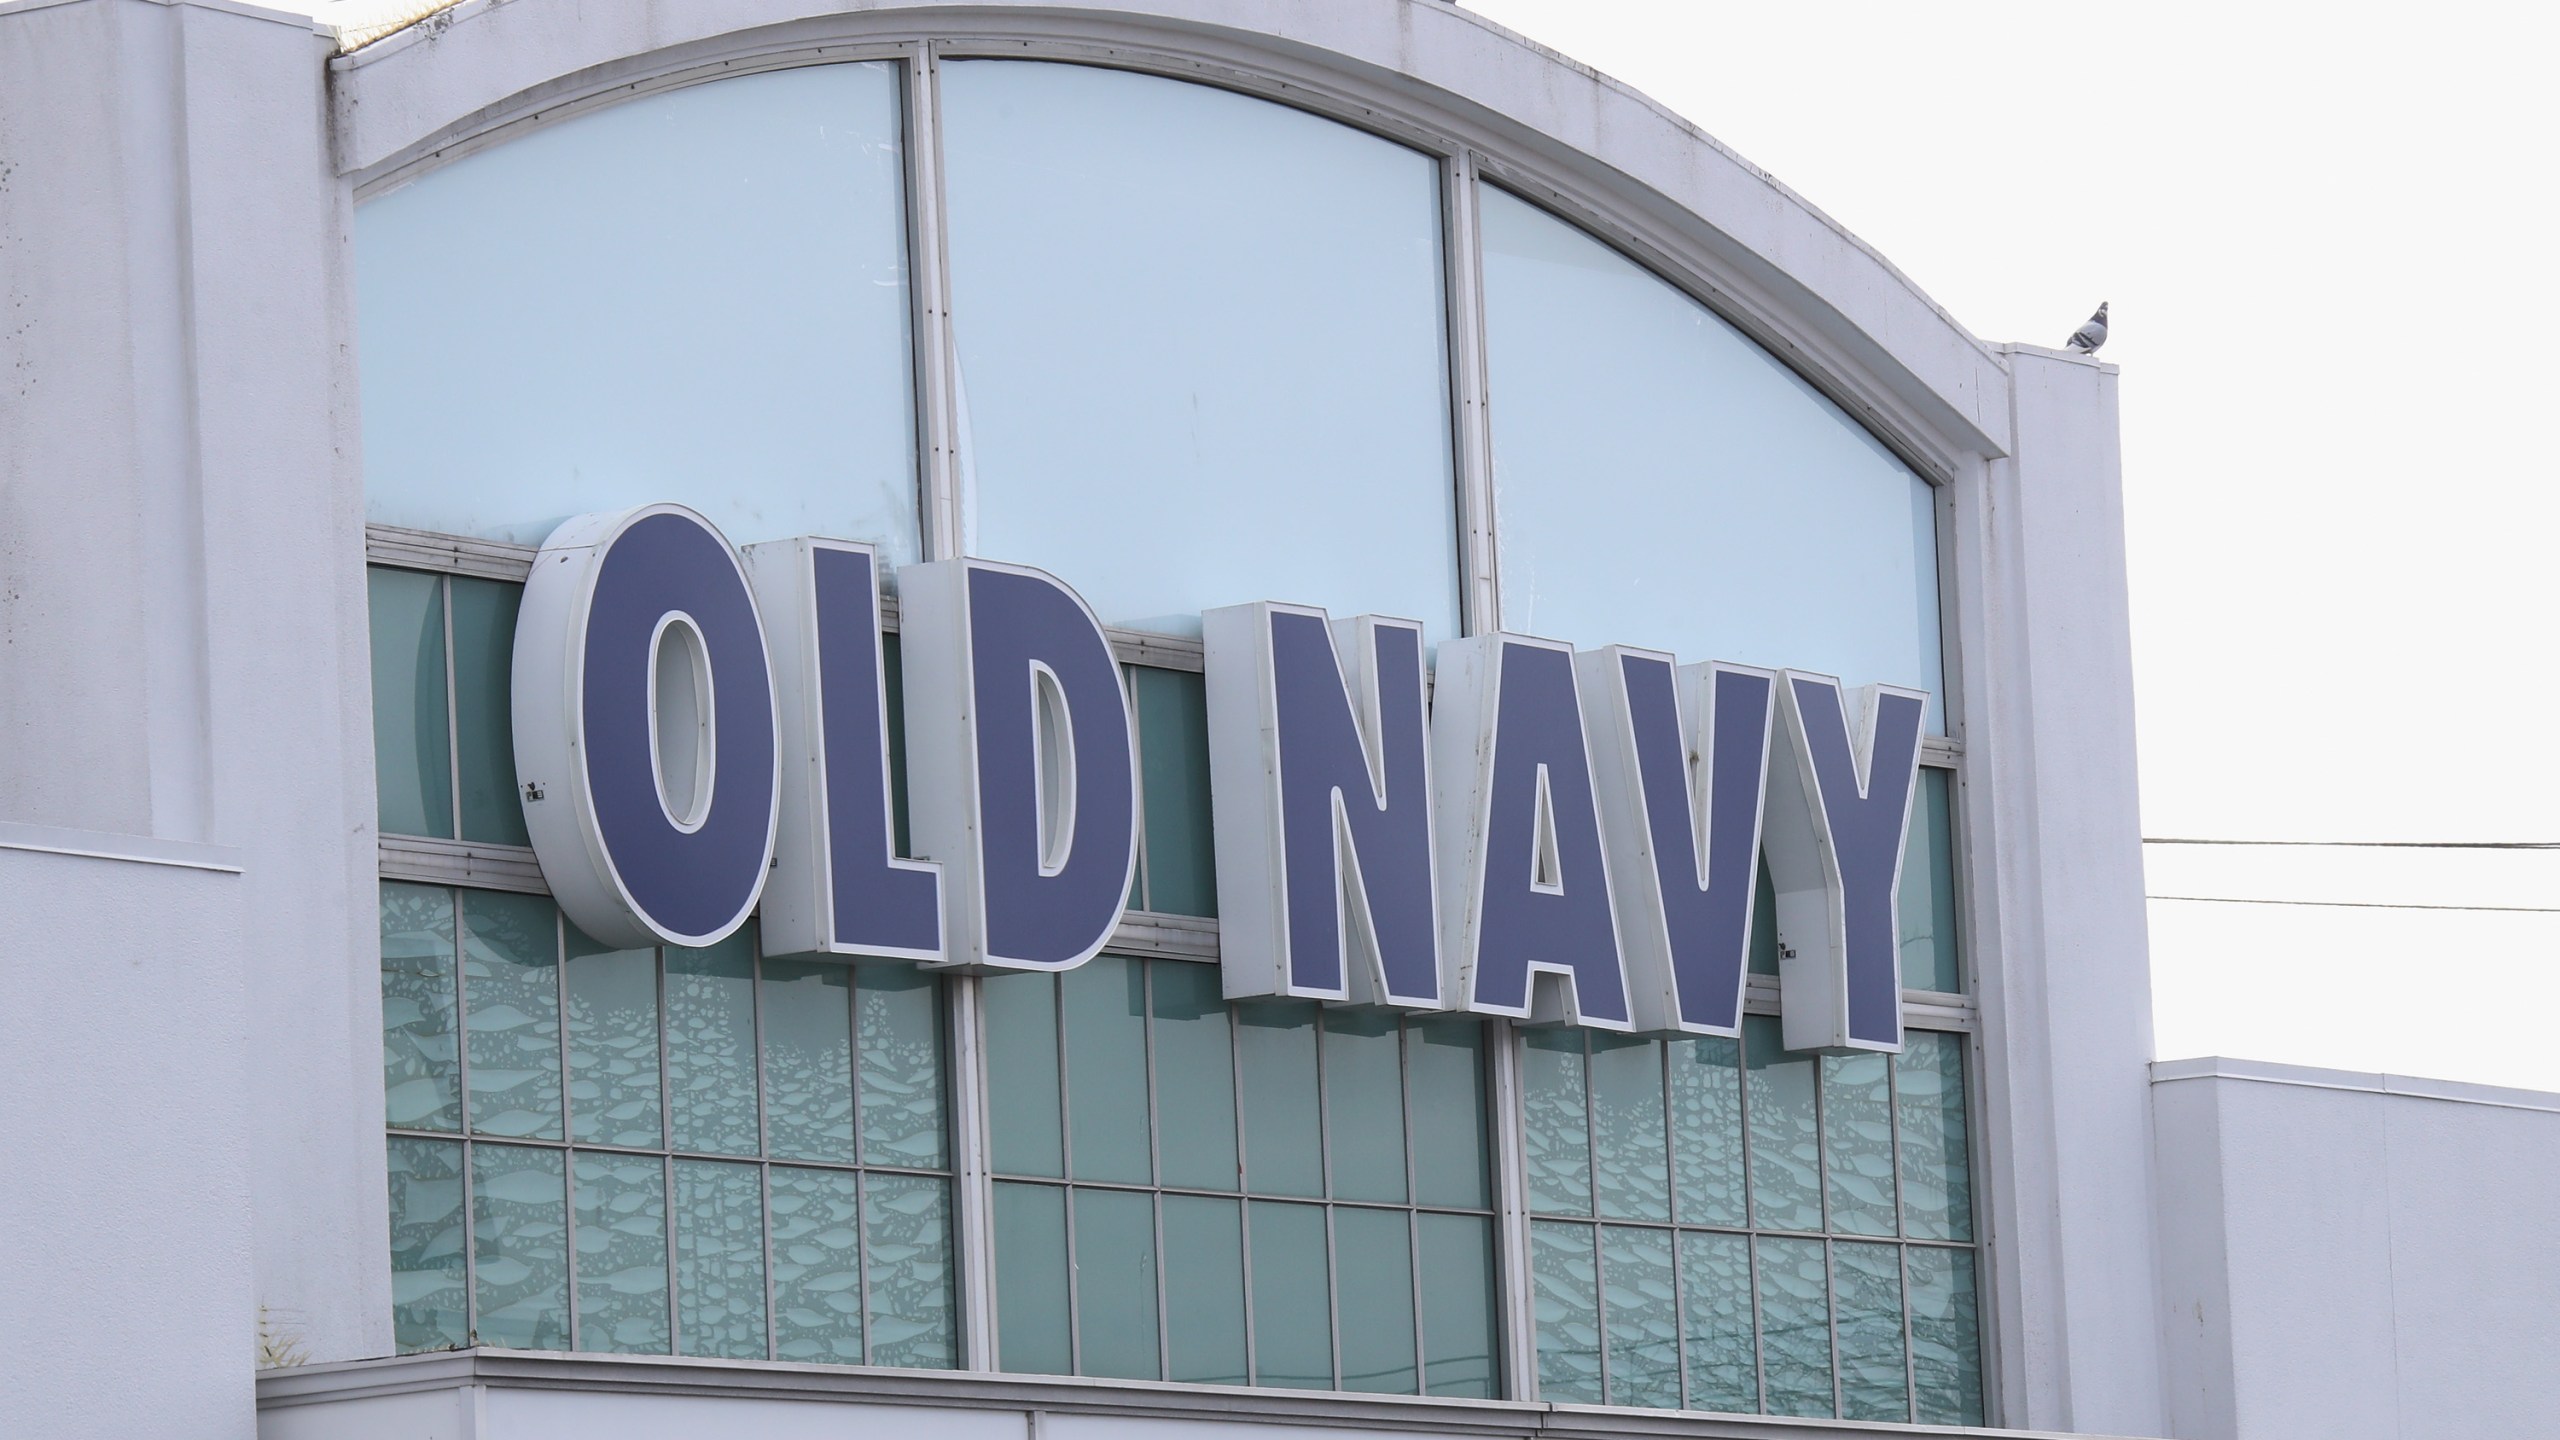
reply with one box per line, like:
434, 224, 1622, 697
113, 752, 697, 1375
366, 523, 538, 582
984, 1174, 1494, 1213
379, 834, 548, 895
386, 1131, 956, 1177
1518, 1214, 1975, 1246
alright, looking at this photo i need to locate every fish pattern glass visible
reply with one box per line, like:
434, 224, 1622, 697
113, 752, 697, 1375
380, 884, 953, 1366
985, 956, 1497, 1396
1522, 1020, 1982, 1421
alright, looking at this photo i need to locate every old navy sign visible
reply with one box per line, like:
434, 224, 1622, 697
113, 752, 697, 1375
511, 506, 1928, 1054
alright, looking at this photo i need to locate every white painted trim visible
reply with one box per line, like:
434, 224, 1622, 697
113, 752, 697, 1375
0, 821, 244, 874
2150, 1056, 2560, 1116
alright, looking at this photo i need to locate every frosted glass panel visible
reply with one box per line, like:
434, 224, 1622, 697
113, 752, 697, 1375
770, 1166, 863, 1363
357, 64, 918, 558
940, 61, 1458, 639
572, 1153, 670, 1353
1480, 186, 1945, 727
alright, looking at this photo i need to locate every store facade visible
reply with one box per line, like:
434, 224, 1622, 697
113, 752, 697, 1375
0, 2, 2187, 1438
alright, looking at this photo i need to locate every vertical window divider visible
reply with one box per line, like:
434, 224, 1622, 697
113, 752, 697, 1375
1229, 1004, 1261, 1386
901, 42, 964, 565
1890, 1043, 1917, 1421
555, 911, 581, 1350
1053, 976, 1082, 1375
1126, 668, 1150, 912
1580, 1032, 1608, 1404
1663, 1043, 1690, 1411
1400, 1020, 1426, 1393
1738, 1021, 1766, 1414
1313, 1014, 1343, 1390
657, 947, 681, 1356
1815, 1058, 1843, 1419
1488, 1022, 1539, 1398
1440, 148, 1500, 638
750, 946, 777, 1361
452, 895, 479, 1344
946, 972, 1000, 1369
1142, 960, 1171, 1382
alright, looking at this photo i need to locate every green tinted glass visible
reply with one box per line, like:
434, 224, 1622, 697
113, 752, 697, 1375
1322, 1010, 1407, 1204
1668, 1035, 1744, 1227
386, 1136, 468, 1351
1834, 1240, 1909, 1422
665, 932, 759, 1156
1134, 666, 1217, 916
1149, 961, 1240, 1191
1408, 1017, 1491, 1210
381, 883, 461, 1132
882, 636, 912, 854
1678, 1230, 1756, 1414
1521, 1029, 1591, 1216
1590, 1035, 1669, 1222
993, 1181, 1070, 1374
448, 576, 527, 846
769, 1165, 863, 1364
1073, 1186, 1162, 1379
1236, 1002, 1323, 1197
673, 1158, 766, 1358
1601, 1224, 1680, 1408
1529, 1220, 1600, 1404
1907, 1244, 1985, 1426
762, 958, 856, 1163
471, 1143, 568, 1349
368, 567, 451, 839
857, 965, 946, 1170
1754, 1236, 1831, 1417
1897, 1030, 1973, 1241
1335, 1207, 1417, 1394
863, 1172, 956, 1368
983, 972, 1064, 1177
1417, 1212, 1499, 1398
564, 928, 661, 1148
1823, 1052, 1897, 1237
462, 891, 561, 1141
1062, 955, 1152, 1184
1744, 1016, 1821, 1232
1161, 1194, 1249, 1384
1899, 768, 1961, 993
1747, 857, 1780, 977
1248, 1199, 1333, 1389
572, 1152, 669, 1353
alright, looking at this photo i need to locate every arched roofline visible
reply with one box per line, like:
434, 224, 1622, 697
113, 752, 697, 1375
331, 0, 2014, 472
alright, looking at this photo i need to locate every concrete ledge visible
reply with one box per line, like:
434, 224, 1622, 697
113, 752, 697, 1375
0, 820, 245, 873
2150, 1055, 2560, 1116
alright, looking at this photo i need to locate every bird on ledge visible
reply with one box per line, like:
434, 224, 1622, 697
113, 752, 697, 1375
2066, 301, 2109, 354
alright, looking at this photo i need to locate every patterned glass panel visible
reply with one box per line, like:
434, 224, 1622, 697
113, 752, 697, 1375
564, 930, 661, 1148
381, 883, 461, 1132
1590, 1035, 1670, 1222
858, 964, 947, 1170
1668, 1035, 1744, 1228
1679, 1231, 1757, 1414
1897, 1030, 1974, 1242
674, 1159, 767, 1358
1521, 1030, 1592, 1216
386, 1136, 468, 1352
1744, 1016, 1821, 1232
1834, 1240, 1910, 1422
1529, 1220, 1601, 1404
762, 959, 855, 1163
472, 1143, 569, 1350
769, 1165, 863, 1364
864, 1173, 956, 1368
1823, 1052, 1898, 1237
666, 933, 760, 1156
1908, 1244, 1986, 1426
1601, 1223, 1681, 1408
572, 1152, 669, 1353
1754, 1236, 1832, 1417
462, 892, 562, 1141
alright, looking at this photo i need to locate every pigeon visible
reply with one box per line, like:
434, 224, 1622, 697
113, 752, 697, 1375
2066, 302, 2109, 354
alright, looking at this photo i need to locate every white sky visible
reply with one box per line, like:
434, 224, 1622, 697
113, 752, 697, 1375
1465, 0, 2560, 1090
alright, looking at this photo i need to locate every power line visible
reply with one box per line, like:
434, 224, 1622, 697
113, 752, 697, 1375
2144, 837, 2560, 851
2149, 894, 2560, 915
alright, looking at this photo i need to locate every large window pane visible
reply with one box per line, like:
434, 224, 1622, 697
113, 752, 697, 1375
1062, 956, 1152, 1185
863, 1172, 956, 1368
1823, 1052, 1898, 1237
858, 965, 947, 1170
381, 883, 460, 1132
471, 1143, 568, 1350
447, 576, 526, 846
1162, 1195, 1249, 1385
357, 64, 919, 558
762, 959, 855, 1163
1754, 1236, 1833, 1417
386, 1136, 467, 1352
1907, 1244, 1986, 1426
1481, 185, 1944, 728
665, 932, 759, 1156
941, 60, 1458, 639
1236, 1002, 1323, 1198
564, 930, 661, 1149
1417, 1212, 1500, 1399
1521, 1030, 1592, 1217
1323, 1011, 1408, 1204
1678, 1231, 1757, 1414
1600, 1224, 1680, 1409
993, 1181, 1070, 1374
1529, 1220, 1601, 1404
1590, 1036, 1670, 1222
1135, 668, 1218, 916
461, 892, 561, 1141
674, 1159, 767, 1358
1668, 1036, 1745, 1228
1072, 1187, 1161, 1379
984, 972, 1064, 1178
1834, 1240, 1910, 1422
1408, 1018, 1491, 1211
367, 568, 450, 839
1247, 1200, 1334, 1389
1897, 1031, 1974, 1242
770, 1165, 863, 1364
1335, 1208, 1418, 1394
1149, 962, 1240, 1192
1744, 1016, 1822, 1232
1901, 769, 1962, 992
572, 1153, 669, 1353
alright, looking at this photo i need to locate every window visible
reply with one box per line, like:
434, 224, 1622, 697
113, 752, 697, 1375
381, 889, 959, 1365
981, 956, 1501, 1396
1518, 1020, 1982, 1424
940, 60, 1461, 639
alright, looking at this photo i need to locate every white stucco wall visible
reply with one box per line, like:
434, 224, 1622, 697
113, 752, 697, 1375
2152, 1058, 2560, 1440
